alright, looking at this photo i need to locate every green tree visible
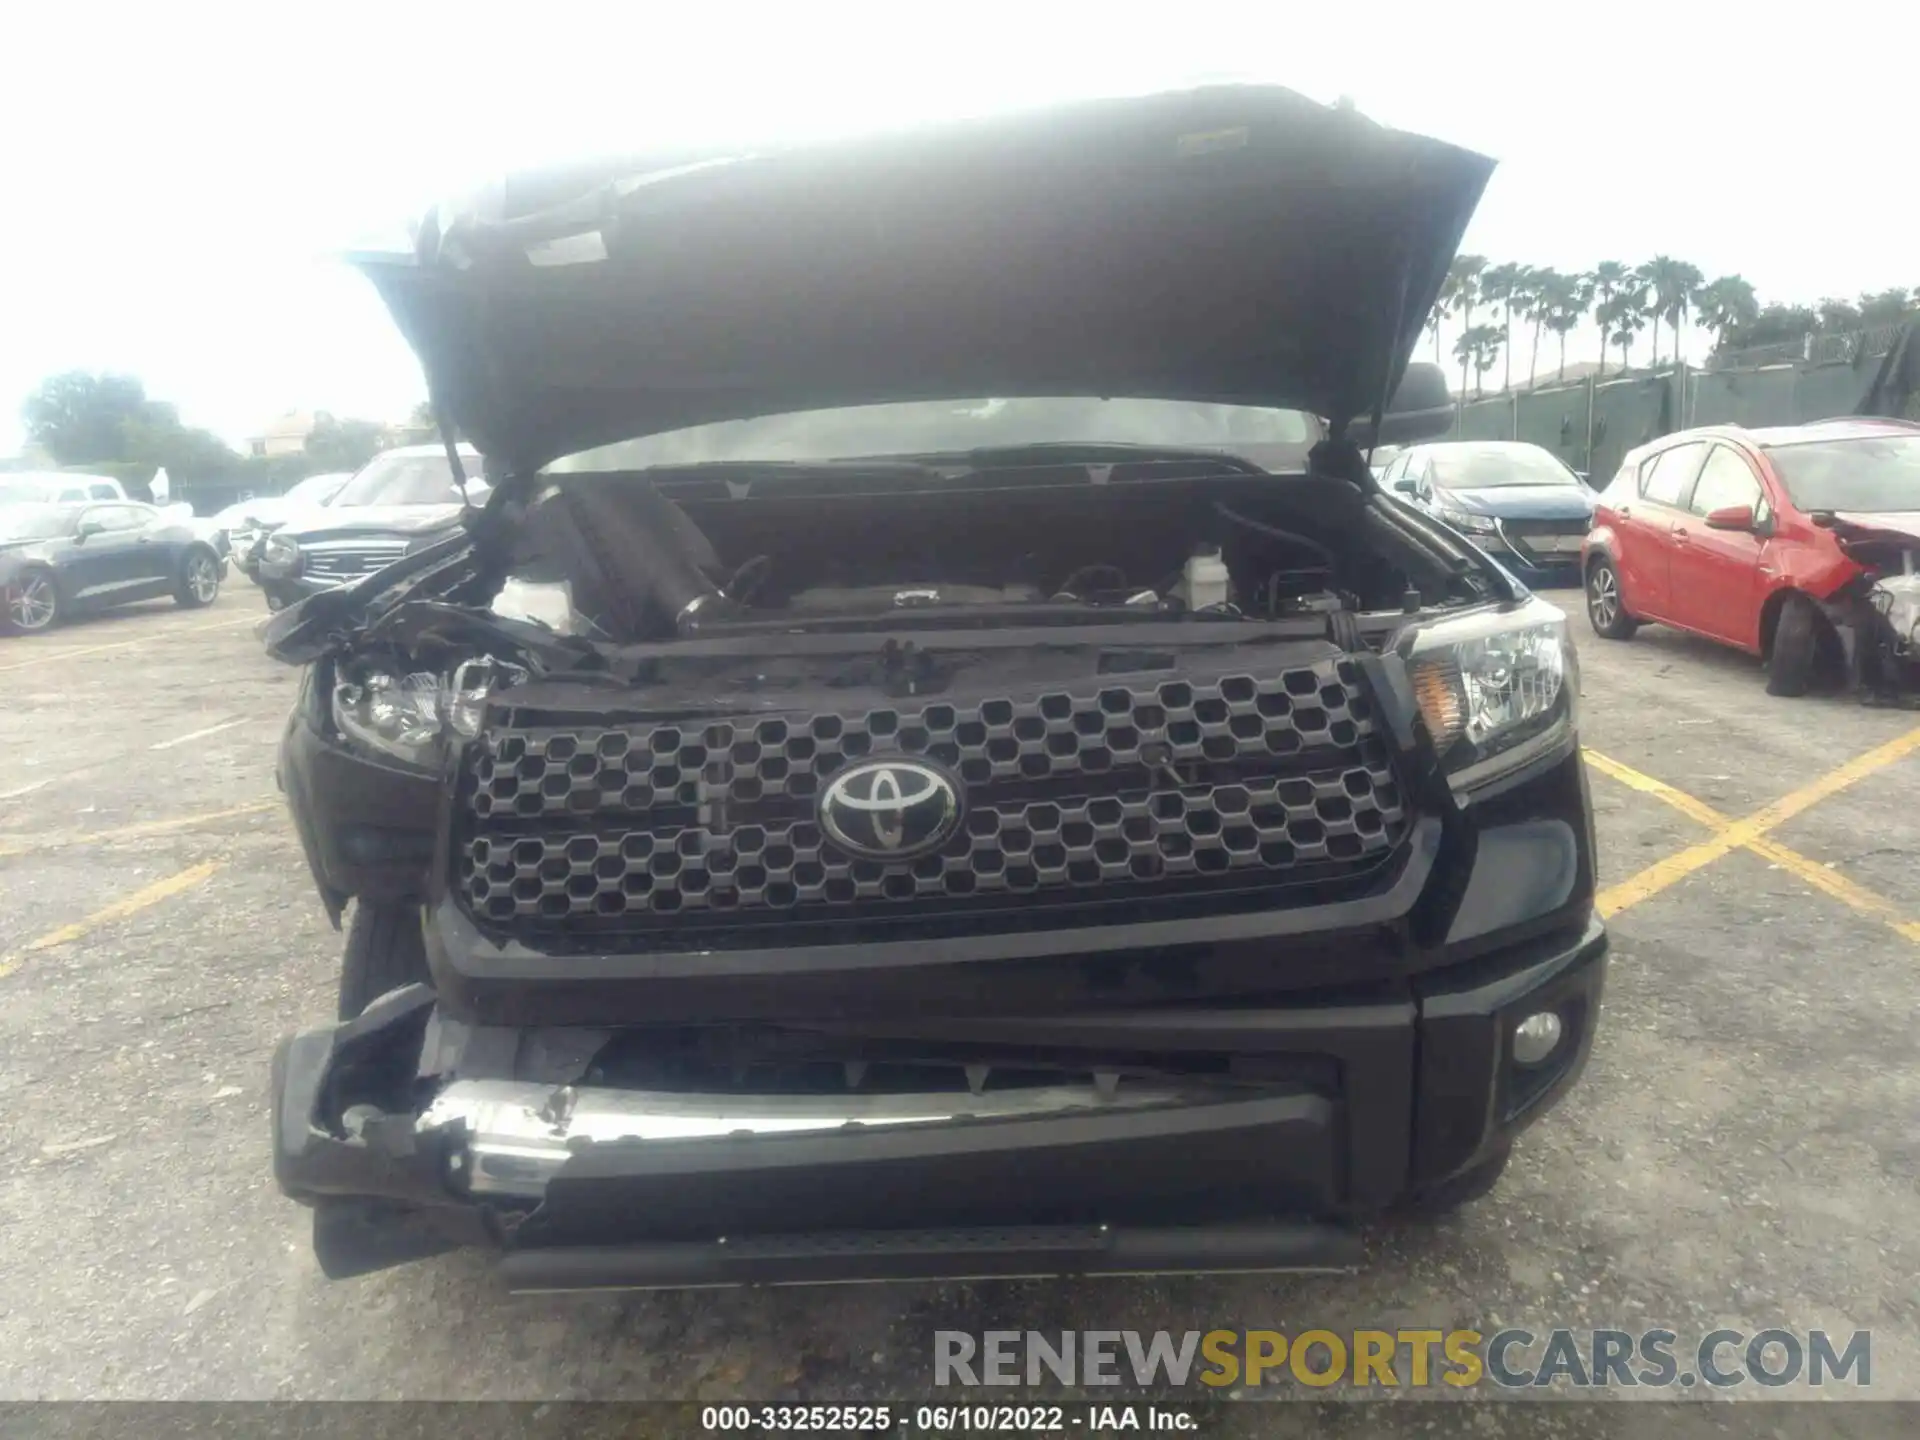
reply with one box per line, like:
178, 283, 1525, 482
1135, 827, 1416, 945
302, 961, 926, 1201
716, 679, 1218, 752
119, 403, 241, 480
1453, 324, 1504, 398
1441, 255, 1488, 402
21, 372, 152, 465
21, 371, 243, 492
1816, 296, 1863, 332
1587, 262, 1632, 376
304, 414, 386, 473
1634, 261, 1662, 365
1696, 275, 1760, 352
1480, 262, 1525, 393
1535, 272, 1590, 383
1515, 266, 1552, 388
1857, 287, 1912, 325
1598, 295, 1646, 371
1639, 256, 1703, 367
1734, 302, 1818, 351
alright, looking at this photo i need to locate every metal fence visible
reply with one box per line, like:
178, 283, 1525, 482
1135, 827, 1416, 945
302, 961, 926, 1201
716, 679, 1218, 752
1451, 320, 1916, 482
1704, 321, 1907, 372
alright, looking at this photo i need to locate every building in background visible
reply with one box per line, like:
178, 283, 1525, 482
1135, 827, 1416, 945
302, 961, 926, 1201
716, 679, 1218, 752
250, 410, 322, 458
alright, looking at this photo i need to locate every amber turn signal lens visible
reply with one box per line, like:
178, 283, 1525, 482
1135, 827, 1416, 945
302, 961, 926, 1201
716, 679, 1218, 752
1409, 656, 1467, 747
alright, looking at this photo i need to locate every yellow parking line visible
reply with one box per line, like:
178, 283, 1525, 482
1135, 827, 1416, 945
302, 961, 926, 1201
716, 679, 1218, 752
1583, 749, 1726, 830
0, 614, 259, 673
0, 800, 277, 859
1595, 829, 1746, 919
1747, 835, 1920, 943
1726, 725, 1920, 839
0, 861, 221, 979
1585, 731, 1920, 941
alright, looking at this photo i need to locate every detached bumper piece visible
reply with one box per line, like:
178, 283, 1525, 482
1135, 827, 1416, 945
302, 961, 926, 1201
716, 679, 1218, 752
273, 920, 1606, 1289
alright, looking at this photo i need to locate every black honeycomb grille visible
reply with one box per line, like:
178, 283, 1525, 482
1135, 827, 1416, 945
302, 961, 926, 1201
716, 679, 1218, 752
456, 658, 1410, 938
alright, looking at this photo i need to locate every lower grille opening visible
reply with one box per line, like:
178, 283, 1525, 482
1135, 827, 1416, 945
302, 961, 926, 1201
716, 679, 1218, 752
577, 1027, 1340, 1099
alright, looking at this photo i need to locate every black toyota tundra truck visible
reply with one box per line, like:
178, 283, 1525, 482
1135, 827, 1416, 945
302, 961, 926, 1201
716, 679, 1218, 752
265, 84, 1607, 1290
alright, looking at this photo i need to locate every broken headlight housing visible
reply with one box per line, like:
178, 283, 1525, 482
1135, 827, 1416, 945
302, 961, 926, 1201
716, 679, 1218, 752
332, 658, 529, 769
1436, 506, 1498, 536
1400, 596, 1576, 793
259, 532, 301, 578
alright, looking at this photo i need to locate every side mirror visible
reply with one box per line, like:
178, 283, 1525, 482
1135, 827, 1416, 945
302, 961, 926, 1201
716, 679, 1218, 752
1348, 362, 1455, 447
1704, 504, 1755, 532
1392, 477, 1420, 495
74, 518, 104, 541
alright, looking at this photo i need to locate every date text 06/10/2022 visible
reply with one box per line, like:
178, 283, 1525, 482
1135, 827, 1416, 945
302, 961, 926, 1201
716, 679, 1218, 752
700, 1405, 1198, 1432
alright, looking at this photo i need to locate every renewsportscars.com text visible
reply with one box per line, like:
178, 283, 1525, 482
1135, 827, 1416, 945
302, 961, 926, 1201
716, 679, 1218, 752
933, 1328, 1871, 1390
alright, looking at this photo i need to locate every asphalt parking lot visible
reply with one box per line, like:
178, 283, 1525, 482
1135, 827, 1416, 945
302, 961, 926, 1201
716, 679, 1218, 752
2, 586, 1917, 1416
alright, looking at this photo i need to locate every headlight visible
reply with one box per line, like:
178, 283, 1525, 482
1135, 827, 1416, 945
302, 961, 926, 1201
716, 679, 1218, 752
1400, 597, 1577, 792
332, 658, 529, 768
260, 533, 301, 576
1437, 506, 1498, 535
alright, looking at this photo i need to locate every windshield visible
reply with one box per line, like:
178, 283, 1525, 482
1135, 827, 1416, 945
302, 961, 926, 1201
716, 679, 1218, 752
1429, 445, 1583, 489
0, 506, 76, 541
0, 477, 55, 505
1765, 435, 1920, 513
547, 398, 1321, 472
332, 452, 481, 507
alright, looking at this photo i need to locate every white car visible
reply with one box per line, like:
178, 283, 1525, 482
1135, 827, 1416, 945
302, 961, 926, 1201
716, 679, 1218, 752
0, 471, 131, 506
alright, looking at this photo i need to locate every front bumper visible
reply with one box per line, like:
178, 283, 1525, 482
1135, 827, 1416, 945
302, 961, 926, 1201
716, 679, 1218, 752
259, 572, 343, 606
1472, 533, 1585, 588
271, 914, 1606, 1288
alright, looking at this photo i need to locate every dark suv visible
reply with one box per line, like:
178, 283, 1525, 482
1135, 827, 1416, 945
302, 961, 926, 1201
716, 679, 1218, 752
266, 85, 1607, 1289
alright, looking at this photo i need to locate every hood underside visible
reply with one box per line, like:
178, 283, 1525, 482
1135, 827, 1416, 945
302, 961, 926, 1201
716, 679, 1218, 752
357, 86, 1494, 476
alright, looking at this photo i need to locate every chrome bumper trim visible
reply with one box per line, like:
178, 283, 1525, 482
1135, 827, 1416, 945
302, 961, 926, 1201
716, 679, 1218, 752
418, 1077, 1185, 1198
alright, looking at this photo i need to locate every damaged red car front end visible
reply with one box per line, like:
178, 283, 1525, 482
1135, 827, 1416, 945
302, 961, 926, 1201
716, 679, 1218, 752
1582, 419, 1920, 702
1813, 506, 1920, 703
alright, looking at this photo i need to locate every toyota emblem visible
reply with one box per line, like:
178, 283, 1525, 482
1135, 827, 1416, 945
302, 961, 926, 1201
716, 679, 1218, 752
818, 758, 963, 861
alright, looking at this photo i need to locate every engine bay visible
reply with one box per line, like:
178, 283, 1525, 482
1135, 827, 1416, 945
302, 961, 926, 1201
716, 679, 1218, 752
499, 462, 1486, 647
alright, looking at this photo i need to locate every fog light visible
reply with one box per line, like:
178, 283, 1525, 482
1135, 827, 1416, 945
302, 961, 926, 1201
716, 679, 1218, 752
1512, 1011, 1564, 1066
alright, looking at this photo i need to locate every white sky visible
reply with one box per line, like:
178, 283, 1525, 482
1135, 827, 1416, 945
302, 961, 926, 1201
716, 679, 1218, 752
3, 1, 1913, 455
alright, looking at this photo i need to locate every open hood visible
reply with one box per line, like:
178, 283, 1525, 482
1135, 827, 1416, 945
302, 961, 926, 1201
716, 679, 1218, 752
355, 85, 1493, 478
1828, 511, 1920, 547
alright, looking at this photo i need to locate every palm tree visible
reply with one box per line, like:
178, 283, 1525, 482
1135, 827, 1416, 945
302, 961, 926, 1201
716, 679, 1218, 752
1633, 262, 1662, 365
1471, 326, 1505, 397
1639, 256, 1703, 367
1424, 302, 1445, 366
1598, 296, 1646, 372
1481, 262, 1524, 392
1696, 275, 1759, 352
1442, 255, 1487, 398
1517, 266, 1552, 388
1663, 261, 1704, 364
1628, 280, 1656, 369
1538, 272, 1590, 383
1453, 324, 1504, 398
1588, 262, 1631, 376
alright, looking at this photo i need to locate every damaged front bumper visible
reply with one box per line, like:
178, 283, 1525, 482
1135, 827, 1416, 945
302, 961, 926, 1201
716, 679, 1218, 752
1849, 572, 1920, 705
271, 916, 1607, 1290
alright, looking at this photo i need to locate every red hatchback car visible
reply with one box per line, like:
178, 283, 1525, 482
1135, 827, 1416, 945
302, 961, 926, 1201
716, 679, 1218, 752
1582, 419, 1920, 696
